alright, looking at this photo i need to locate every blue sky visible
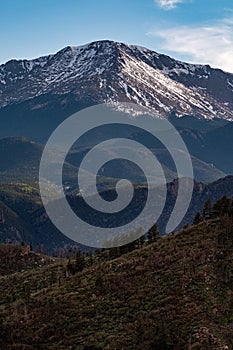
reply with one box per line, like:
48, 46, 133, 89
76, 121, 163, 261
1, 0, 233, 72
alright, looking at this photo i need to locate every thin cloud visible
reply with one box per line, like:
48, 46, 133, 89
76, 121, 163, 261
148, 19, 233, 72
156, 0, 185, 10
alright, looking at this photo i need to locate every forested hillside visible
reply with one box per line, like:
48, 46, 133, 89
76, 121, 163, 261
0, 198, 233, 349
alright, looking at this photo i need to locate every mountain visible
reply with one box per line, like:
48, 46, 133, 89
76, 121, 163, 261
1, 41, 233, 141
0, 137, 116, 189
0, 137, 42, 183
0, 40, 232, 176
0, 137, 228, 252
67, 145, 226, 184
176, 121, 233, 174
1, 40, 233, 349
0, 183, 77, 252
0, 136, 226, 189
0, 137, 80, 184
31, 175, 233, 242
0, 216, 233, 349
0, 41, 232, 251
0, 175, 232, 252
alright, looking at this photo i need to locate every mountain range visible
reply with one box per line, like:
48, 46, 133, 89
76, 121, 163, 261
0, 174, 232, 252
1, 40, 233, 349
0, 40, 233, 250
0, 40, 232, 171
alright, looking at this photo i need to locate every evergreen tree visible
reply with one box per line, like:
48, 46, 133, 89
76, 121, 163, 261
213, 196, 232, 217
193, 212, 202, 225
139, 234, 145, 248
66, 259, 74, 276
148, 223, 159, 244
75, 250, 85, 272
202, 199, 212, 220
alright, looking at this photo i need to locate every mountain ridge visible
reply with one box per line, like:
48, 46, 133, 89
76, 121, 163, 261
0, 175, 232, 252
1, 40, 233, 120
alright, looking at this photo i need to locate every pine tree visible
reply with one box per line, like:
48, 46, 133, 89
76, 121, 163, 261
75, 250, 85, 272
139, 234, 145, 248
66, 259, 74, 276
148, 223, 159, 244
202, 199, 212, 220
193, 212, 202, 225
213, 196, 232, 217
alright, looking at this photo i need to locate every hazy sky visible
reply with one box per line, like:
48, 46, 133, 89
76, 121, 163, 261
1, 0, 233, 72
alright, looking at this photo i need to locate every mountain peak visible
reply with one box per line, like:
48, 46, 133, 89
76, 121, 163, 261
0, 40, 233, 120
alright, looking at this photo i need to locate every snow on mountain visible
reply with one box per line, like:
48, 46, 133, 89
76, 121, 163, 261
0, 40, 233, 120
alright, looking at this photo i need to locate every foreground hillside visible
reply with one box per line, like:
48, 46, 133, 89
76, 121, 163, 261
0, 244, 55, 276
0, 216, 233, 349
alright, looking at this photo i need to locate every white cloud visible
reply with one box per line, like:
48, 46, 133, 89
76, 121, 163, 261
156, 0, 185, 10
148, 19, 233, 72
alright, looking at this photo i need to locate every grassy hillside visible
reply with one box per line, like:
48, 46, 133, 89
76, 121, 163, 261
0, 217, 233, 349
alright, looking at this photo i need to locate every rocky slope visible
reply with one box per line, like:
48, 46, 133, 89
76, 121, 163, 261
1, 40, 233, 120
